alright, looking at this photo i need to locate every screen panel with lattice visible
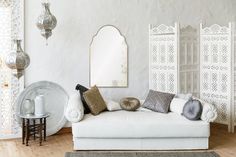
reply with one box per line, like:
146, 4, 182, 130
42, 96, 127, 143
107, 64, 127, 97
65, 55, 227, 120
0, 0, 24, 139
149, 24, 178, 94
200, 23, 232, 129
179, 25, 199, 97
234, 23, 236, 127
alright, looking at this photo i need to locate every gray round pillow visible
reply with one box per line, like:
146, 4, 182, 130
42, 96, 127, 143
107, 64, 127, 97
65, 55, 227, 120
120, 97, 140, 111
182, 99, 203, 120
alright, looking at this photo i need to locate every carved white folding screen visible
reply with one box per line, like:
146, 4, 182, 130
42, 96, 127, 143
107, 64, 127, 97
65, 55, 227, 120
149, 22, 235, 132
179, 26, 199, 97
0, 0, 24, 139
149, 23, 178, 94
200, 23, 232, 130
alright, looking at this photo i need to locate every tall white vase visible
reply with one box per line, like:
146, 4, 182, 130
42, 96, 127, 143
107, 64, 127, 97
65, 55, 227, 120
34, 95, 45, 116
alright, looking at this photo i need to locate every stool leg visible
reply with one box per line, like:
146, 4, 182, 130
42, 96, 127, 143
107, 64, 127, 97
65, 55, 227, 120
26, 119, 29, 146
44, 118, 46, 141
33, 120, 36, 140
39, 118, 42, 146
22, 118, 25, 144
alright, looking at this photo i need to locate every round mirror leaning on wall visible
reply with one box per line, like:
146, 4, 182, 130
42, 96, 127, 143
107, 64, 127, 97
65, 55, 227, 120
15, 81, 68, 136
90, 25, 128, 87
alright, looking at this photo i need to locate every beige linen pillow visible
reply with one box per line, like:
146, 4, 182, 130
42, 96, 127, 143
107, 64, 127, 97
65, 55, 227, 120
83, 86, 107, 115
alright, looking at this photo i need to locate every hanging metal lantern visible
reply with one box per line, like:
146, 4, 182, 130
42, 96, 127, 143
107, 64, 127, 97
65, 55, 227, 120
36, 2, 57, 44
5, 40, 30, 79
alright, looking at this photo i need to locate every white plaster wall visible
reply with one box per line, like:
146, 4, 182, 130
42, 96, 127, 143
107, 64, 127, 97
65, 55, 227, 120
25, 0, 236, 101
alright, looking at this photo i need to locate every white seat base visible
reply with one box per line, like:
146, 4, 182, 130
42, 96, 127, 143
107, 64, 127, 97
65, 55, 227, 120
73, 137, 209, 150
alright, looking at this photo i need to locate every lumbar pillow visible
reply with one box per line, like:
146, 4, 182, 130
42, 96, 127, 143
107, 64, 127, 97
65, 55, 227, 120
182, 99, 203, 120
106, 100, 122, 111
75, 84, 90, 114
65, 91, 84, 123
143, 90, 175, 113
120, 97, 140, 111
83, 85, 107, 115
169, 98, 188, 115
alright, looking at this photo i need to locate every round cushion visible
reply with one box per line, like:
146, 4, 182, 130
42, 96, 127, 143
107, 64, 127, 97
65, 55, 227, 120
120, 97, 140, 111
182, 99, 203, 120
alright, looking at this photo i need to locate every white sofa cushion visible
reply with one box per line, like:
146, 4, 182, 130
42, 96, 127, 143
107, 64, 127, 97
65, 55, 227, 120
169, 98, 188, 115
65, 92, 84, 123
72, 110, 209, 138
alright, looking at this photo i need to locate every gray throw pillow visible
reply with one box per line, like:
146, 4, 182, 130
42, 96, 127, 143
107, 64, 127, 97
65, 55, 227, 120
182, 99, 203, 120
143, 90, 175, 113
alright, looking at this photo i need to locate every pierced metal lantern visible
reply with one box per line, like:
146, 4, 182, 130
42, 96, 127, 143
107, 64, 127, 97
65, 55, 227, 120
5, 40, 30, 79
36, 2, 57, 43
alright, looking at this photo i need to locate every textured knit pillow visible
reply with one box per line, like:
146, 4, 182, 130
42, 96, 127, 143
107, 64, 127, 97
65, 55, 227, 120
182, 99, 203, 120
83, 86, 107, 115
143, 90, 175, 113
192, 96, 217, 122
75, 84, 90, 114
120, 97, 140, 111
65, 92, 84, 123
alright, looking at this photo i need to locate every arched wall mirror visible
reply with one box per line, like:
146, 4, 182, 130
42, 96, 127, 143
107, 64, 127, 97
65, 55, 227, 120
90, 25, 128, 87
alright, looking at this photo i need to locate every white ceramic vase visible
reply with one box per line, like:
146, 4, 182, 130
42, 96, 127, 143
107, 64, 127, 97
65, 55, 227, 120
34, 95, 45, 116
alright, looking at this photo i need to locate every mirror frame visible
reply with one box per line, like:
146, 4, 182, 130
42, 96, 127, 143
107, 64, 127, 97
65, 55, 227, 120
89, 25, 128, 88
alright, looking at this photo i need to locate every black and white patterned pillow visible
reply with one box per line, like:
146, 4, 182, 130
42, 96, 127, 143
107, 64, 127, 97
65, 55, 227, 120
143, 90, 175, 113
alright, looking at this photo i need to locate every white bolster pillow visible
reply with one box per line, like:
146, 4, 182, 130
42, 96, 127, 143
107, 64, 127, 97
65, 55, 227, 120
65, 92, 84, 123
193, 96, 217, 123
201, 102, 217, 122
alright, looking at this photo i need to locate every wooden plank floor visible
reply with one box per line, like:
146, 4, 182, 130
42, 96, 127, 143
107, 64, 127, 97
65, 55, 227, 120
0, 124, 235, 157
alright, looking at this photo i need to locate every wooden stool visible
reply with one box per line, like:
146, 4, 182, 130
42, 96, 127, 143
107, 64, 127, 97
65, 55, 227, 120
19, 113, 50, 146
